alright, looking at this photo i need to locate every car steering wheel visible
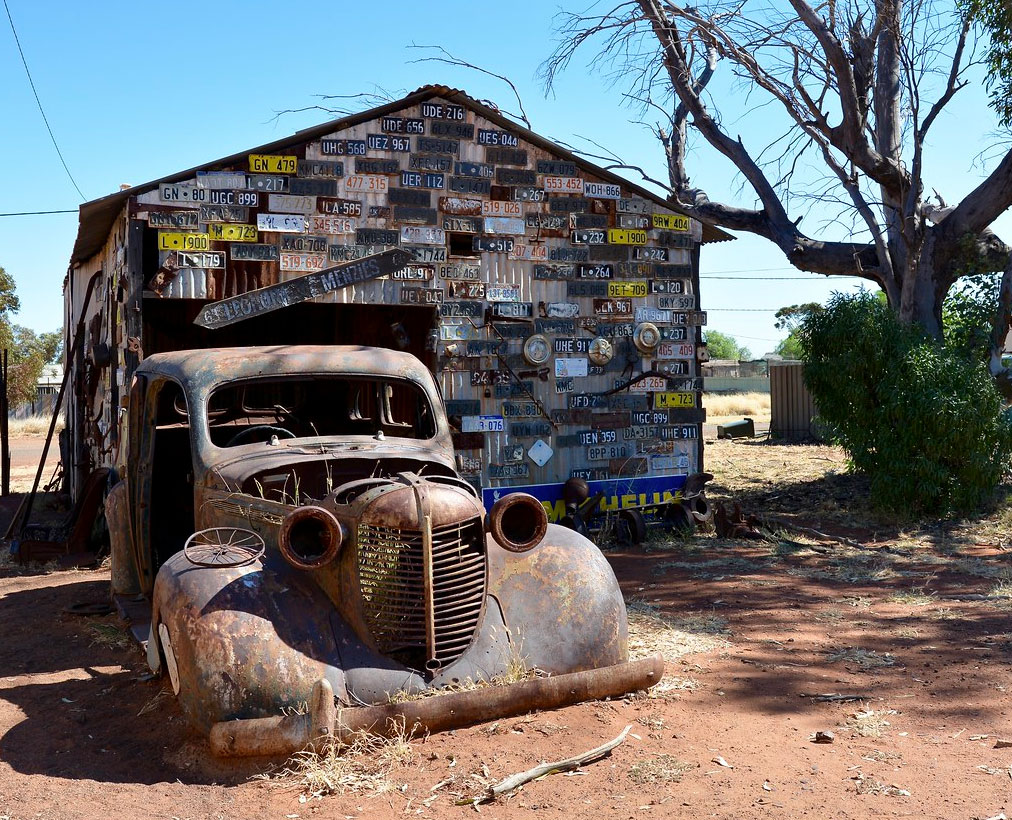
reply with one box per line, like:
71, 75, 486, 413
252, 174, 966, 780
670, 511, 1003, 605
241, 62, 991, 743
226, 425, 297, 446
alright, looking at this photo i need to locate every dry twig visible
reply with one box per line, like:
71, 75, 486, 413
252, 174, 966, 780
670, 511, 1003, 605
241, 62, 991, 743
457, 725, 632, 806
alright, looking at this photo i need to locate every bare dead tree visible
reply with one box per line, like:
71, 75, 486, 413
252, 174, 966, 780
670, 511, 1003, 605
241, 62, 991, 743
542, 0, 1012, 340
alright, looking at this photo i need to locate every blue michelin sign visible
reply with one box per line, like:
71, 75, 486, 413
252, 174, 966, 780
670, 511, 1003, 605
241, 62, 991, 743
481, 474, 688, 522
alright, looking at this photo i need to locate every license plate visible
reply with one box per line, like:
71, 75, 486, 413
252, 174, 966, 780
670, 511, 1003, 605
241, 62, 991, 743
391, 266, 433, 281
477, 129, 519, 146
571, 229, 607, 244
400, 171, 445, 189
439, 264, 481, 281
577, 264, 612, 279
439, 196, 483, 215
196, 171, 247, 189
249, 154, 297, 174
629, 375, 668, 392
491, 301, 532, 318
658, 295, 696, 310
441, 301, 483, 317
473, 236, 515, 254
318, 197, 362, 216
483, 217, 525, 234
635, 307, 671, 323
619, 214, 651, 229
407, 246, 447, 262
401, 286, 444, 305
321, 139, 367, 155
440, 324, 480, 340
543, 176, 584, 193
442, 216, 482, 232
486, 284, 520, 302
593, 298, 633, 317
654, 392, 695, 409
158, 232, 209, 251
310, 216, 356, 234
609, 281, 648, 298
209, 190, 259, 207
159, 183, 206, 203
455, 161, 494, 178
457, 454, 482, 474
583, 181, 621, 199
607, 229, 648, 245
448, 281, 485, 298
231, 243, 278, 261
208, 223, 258, 242
652, 213, 690, 231
656, 342, 695, 360
256, 213, 306, 233
513, 186, 546, 202
148, 210, 198, 229
587, 444, 628, 461
633, 246, 668, 261
546, 302, 580, 318
462, 415, 505, 433
556, 378, 574, 393
508, 244, 549, 261
281, 235, 328, 253
279, 253, 327, 272
199, 204, 248, 223
650, 454, 690, 471
482, 200, 522, 217
489, 463, 530, 479
400, 226, 445, 245
176, 251, 224, 269
656, 360, 689, 376
367, 133, 411, 152
555, 357, 588, 377
579, 430, 618, 445
268, 194, 316, 214
344, 175, 388, 193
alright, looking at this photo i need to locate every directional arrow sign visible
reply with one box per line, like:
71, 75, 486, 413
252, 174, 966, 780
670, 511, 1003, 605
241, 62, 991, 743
193, 248, 413, 329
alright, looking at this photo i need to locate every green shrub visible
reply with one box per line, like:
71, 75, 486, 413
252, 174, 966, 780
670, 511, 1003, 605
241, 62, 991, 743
800, 292, 1012, 515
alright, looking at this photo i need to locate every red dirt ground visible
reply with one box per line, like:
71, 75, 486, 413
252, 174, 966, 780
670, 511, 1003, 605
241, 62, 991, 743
1, 438, 1011, 820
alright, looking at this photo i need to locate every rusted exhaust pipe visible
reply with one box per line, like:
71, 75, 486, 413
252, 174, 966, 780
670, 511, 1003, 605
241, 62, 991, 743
210, 654, 665, 757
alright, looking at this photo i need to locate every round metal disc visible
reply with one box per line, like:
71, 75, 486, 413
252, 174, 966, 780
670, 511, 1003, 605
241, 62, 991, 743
183, 527, 265, 568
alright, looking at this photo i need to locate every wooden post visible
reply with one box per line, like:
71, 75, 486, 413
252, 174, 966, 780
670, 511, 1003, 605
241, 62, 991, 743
1, 349, 8, 497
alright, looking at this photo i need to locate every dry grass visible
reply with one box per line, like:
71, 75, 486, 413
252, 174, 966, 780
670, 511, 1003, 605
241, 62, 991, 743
626, 599, 731, 663
844, 708, 898, 737
888, 588, 936, 606
269, 725, 415, 799
628, 755, 697, 784
386, 641, 535, 704
704, 391, 770, 420
826, 647, 896, 668
87, 621, 132, 650
8, 415, 63, 437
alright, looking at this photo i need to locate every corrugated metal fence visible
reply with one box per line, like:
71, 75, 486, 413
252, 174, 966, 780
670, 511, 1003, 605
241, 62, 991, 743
770, 363, 817, 438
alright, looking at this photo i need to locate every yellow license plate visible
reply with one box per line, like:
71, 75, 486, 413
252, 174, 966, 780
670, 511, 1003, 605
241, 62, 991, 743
249, 154, 297, 174
608, 281, 647, 298
652, 213, 690, 231
607, 229, 647, 245
654, 391, 695, 409
208, 223, 258, 242
158, 232, 209, 251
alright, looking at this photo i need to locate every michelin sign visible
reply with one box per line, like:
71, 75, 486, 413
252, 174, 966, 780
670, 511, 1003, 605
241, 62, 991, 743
482, 474, 689, 521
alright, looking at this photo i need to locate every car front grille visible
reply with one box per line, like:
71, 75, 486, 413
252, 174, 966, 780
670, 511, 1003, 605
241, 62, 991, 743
357, 516, 486, 670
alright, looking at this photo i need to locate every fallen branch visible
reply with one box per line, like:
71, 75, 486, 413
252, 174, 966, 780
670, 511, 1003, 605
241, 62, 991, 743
457, 725, 632, 806
759, 516, 880, 552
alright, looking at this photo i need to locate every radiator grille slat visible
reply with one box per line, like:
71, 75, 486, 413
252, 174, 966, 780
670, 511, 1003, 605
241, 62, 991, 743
357, 516, 486, 669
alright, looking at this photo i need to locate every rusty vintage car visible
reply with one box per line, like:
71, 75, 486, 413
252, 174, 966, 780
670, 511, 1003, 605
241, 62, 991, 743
107, 345, 661, 756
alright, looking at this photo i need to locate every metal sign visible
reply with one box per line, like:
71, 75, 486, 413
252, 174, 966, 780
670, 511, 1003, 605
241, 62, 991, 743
400, 226, 445, 245
310, 216, 356, 234
194, 249, 412, 329
652, 213, 691, 231
269, 194, 316, 214
158, 232, 209, 251
208, 223, 257, 242
318, 197, 362, 216
462, 415, 505, 433
344, 175, 388, 193
654, 392, 696, 409
544, 176, 584, 193
484, 216, 526, 235
148, 210, 198, 229
321, 139, 367, 156
200, 204, 248, 223
608, 229, 648, 245
280, 253, 328, 272
249, 154, 297, 174
196, 170, 247, 189
400, 286, 444, 305
257, 213, 305, 233
584, 181, 621, 199
482, 200, 522, 217
487, 147, 528, 165
509, 244, 548, 261
231, 243, 278, 261
159, 183, 206, 204
609, 281, 648, 298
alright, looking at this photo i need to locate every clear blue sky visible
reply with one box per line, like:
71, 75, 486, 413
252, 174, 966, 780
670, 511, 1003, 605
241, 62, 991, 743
2, 0, 1008, 355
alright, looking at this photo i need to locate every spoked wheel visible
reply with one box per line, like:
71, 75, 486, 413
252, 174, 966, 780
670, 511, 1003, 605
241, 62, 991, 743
183, 527, 265, 568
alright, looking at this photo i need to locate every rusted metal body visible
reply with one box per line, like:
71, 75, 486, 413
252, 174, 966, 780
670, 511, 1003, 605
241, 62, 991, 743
210, 657, 664, 757
109, 345, 648, 749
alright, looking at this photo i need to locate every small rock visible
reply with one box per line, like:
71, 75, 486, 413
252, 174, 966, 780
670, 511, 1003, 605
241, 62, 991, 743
812, 731, 835, 744
995, 738, 1012, 749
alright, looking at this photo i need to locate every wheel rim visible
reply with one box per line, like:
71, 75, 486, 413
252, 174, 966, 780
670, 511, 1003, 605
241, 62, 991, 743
183, 527, 265, 568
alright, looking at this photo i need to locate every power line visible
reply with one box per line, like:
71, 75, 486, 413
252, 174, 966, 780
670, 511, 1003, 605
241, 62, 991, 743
0, 209, 76, 216
706, 308, 778, 312
3, 0, 85, 201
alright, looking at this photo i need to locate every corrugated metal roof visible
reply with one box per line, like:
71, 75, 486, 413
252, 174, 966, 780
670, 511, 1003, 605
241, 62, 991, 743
70, 85, 733, 265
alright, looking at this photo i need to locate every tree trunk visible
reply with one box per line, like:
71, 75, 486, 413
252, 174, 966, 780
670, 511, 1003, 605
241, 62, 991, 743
897, 234, 944, 339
